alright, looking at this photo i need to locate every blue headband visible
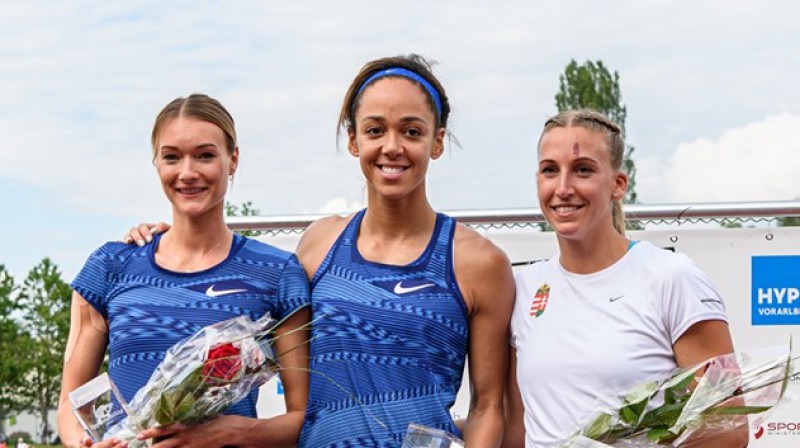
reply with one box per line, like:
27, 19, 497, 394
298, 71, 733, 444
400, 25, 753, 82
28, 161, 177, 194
356, 67, 443, 122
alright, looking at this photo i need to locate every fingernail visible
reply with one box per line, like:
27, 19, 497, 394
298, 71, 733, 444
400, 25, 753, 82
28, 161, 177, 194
145, 234, 153, 243
136, 239, 145, 247
150, 226, 160, 235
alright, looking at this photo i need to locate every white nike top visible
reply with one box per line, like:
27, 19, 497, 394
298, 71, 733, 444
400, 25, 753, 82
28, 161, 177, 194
510, 240, 728, 447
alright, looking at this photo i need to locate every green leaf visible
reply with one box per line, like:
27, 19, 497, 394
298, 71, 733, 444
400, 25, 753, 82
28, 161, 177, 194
662, 369, 695, 405
619, 405, 639, 425
180, 367, 203, 394
640, 402, 685, 428
618, 381, 656, 425
153, 366, 208, 426
171, 391, 198, 422
583, 412, 614, 439
155, 390, 176, 425
625, 381, 658, 404
780, 336, 793, 399
705, 405, 772, 415
646, 427, 678, 444
619, 401, 646, 426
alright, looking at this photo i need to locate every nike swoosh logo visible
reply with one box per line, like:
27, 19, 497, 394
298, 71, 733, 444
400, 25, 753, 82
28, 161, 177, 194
393, 282, 436, 295
609, 295, 625, 303
206, 285, 247, 297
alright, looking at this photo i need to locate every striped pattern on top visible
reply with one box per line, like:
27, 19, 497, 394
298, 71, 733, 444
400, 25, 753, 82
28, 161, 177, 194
299, 210, 469, 448
72, 233, 310, 424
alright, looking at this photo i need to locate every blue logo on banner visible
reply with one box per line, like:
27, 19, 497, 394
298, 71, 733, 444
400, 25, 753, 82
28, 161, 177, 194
276, 379, 284, 395
752, 255, 800, 325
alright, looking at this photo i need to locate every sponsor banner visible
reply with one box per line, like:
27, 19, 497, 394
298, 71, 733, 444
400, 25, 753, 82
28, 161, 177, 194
752, 416, 800, 444
752, 255, 800, 325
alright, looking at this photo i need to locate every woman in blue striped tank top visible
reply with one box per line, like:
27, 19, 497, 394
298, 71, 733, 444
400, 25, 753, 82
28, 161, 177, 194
294, 55, 515, 447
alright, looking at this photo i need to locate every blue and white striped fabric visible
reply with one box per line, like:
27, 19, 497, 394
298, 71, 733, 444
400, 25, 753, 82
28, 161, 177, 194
72, 232, 310, 422
299, 209, 468, 447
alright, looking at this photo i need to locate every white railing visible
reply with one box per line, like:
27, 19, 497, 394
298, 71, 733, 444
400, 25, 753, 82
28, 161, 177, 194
226, 200, 800, 233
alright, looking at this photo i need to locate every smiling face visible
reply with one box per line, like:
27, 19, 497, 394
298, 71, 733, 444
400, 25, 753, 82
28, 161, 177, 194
154, 116, 238, 219
348, 77, 445, 202
537, 126, 627, 241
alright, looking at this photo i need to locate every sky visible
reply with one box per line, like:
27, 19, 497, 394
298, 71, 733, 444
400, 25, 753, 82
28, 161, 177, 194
1, 1, 799, 282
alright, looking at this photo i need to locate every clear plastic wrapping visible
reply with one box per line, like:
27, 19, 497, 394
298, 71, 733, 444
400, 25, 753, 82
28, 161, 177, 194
559, 344, 795, 447
402, 423, 465, 448
70, 314, 281, 447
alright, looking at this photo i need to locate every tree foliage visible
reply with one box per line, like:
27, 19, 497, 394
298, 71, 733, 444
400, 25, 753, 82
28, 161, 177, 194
720, 220, 744, 229
555, 60, 641, 229
16, 259, 72, 443
774, 197, 799, 227
777, 216, 800, 227
556, 60, 627, 132
225, 200, 263, 237
0, 265, 26, 435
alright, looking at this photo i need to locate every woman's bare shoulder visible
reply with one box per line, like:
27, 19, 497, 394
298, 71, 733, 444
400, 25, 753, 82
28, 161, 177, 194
296, 213, 356, 277
452, 223, 515, 316
453, 223, 510, 267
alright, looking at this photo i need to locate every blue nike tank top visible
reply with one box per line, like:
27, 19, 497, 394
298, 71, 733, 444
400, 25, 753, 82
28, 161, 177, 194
299, 209, 469, 447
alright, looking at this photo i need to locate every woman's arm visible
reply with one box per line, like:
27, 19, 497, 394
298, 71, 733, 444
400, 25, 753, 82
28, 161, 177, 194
57, 293, 122, 448
673, 320, 748, 448
673, 320, 734, 368
455, 228, 515, 448
500, 347, 525, 448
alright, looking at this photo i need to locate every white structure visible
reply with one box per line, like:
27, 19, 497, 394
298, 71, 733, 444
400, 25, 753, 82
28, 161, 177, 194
2, 410, 57, 444
249, 201, 800, 448
19, 201, 800, 446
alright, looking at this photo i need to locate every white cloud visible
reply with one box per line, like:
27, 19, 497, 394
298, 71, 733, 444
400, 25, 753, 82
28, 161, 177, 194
2, 0, 800, 279
661, 113, 800, 202
314, 197, 365, 215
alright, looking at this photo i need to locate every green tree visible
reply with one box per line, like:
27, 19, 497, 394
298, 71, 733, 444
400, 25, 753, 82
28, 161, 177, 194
16, 258, 72, 443
225, 200, 263, 237
0, 265, 27, 436
774, 197, 799, 227
555, 59, 641, 229
720, 220, 743, 229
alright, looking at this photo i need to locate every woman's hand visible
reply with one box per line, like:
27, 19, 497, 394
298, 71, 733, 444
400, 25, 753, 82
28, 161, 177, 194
122, 222, 170, 246
138, 418, 235, 448
65, 435, 127, 448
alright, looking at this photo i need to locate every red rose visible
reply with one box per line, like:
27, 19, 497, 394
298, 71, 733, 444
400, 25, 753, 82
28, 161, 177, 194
202, 343, 242, 384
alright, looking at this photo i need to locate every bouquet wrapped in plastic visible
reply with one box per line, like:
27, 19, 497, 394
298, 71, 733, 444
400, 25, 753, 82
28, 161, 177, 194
559, 344, 796, 447
69, 314, 284, 447
402, 423, 465, 448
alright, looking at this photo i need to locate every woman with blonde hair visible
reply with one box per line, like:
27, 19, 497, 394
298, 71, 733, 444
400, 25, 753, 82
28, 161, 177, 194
58, 94, 311, 448
502, 110, 746, 448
